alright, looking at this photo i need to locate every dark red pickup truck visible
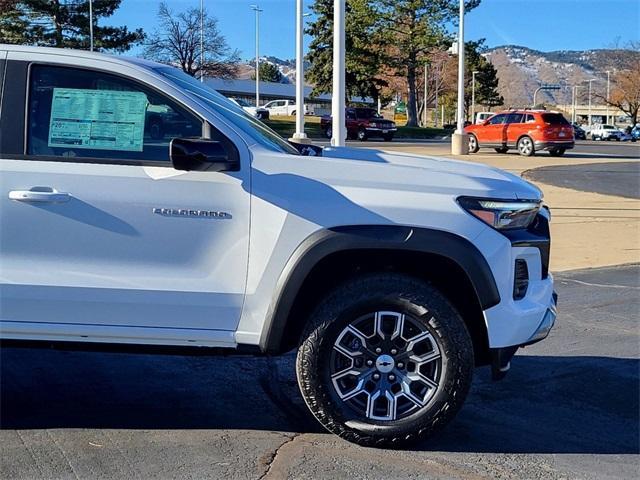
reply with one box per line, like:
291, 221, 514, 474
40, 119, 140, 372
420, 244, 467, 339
321, 107, 397, 141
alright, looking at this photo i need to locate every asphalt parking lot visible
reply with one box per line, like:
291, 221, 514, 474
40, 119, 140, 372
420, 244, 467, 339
524, 161, 640, 199
1, 264, 638, 480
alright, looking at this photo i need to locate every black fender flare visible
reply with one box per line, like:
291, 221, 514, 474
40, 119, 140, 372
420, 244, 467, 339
259, 225, 500, 353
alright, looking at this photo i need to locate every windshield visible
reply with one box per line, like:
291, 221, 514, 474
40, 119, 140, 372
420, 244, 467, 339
155, 67, 298, 155
355, 108, 381, 119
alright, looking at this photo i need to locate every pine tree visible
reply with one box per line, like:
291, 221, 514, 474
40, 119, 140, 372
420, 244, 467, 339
305, 0, 387, 102
464, 39, 503, 112
252, 62, 283, 83
376, 0, 481, 127
0, 0, 144, 52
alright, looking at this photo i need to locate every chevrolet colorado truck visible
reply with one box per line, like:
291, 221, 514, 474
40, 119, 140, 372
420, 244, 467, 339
0, 45, 557, 447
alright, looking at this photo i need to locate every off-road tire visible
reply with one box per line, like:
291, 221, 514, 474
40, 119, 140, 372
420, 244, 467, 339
296, 273, 474, 448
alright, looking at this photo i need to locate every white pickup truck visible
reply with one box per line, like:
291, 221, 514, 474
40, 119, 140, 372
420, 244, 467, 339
0, 45, 557, 447
263, 99, 314, 116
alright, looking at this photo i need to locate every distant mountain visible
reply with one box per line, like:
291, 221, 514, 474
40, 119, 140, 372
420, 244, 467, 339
232, 47, 639, 108
237, 56, 308, 84
484, 46, 640, 107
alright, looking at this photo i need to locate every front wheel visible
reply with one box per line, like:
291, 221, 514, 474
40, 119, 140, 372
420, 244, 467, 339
325, 126, 333, 139
517, 136, 535, 156
296, 273, 474, 447
357, 128, 368, 141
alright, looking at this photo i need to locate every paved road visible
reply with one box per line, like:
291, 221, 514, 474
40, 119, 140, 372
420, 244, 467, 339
2, 265, 638, 479
524, 162, 640, 199
318, 139, 640, 159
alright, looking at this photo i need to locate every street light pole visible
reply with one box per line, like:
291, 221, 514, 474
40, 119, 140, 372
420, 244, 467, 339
251, 5, 263, 107
471, 70, 478, 124
606, 70, 611, 125
89, 0, 94, 51
292, 2, 310, 143
331, 0, 346, 146
451, 0, 467, 154
586, 78, 596, 126
200, 0, 204, 82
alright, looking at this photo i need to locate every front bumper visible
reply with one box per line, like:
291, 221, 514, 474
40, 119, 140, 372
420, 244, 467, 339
490, 292, 557, 380
534, 140, 575, 150
365, 127, 397, 135
474, 212, 557, 379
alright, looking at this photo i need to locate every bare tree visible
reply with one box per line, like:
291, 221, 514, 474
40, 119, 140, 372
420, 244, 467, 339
594, 60, 640, 126
144, 2, 240, 79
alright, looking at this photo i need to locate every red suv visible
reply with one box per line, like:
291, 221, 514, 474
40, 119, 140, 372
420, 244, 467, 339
465, 110, 574, 156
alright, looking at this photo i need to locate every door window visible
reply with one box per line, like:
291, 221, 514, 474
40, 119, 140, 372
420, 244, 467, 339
27, 65, 203, 163
506, 113, 524, 124
487, 114, 507, 125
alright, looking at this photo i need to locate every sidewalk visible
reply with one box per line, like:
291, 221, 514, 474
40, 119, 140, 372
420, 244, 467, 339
368, 145, 640, 271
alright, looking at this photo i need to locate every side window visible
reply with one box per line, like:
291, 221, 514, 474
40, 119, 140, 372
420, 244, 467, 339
525, 114, 536, 123
487, 114, 506, 125
27, 65, 203, 163
346, 110, 356, 120
506, 113, 523, 124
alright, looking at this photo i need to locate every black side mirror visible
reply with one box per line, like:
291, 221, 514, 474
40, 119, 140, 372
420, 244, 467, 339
170, 138, 237, 172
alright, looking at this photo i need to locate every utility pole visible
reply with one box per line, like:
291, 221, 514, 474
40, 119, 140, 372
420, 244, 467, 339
291, 2, 310, 143
89, 0, 94, 51
331, 0, 346, 146
451, 0, 468, 154
606, 70, 611, 125
471, 70, 479, 124
251, 5, 263, 106
200, 0, 204, 82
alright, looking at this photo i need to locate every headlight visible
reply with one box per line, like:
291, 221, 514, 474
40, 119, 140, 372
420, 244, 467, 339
457, 197, 541, 230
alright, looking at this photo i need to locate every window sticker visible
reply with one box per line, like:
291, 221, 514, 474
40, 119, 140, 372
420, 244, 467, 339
47, 88, 147, 152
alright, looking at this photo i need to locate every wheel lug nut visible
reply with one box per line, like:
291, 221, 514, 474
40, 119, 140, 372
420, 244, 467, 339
389, 374, 395, 381
375, 348, 382, 354
366, 360, 373, 366
397, 362, 404, 369
373, 373, 380, 380
391, 348, 397, 355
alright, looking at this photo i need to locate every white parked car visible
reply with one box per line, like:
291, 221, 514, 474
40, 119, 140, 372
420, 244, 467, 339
263, 99, 314, 116
0, 45, 557, 447
474, 111, 494, 124
228, 97, 269, 120
590, 124, 624, 141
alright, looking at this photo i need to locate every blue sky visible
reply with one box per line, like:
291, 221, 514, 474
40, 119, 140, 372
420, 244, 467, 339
110, 0, 640, 59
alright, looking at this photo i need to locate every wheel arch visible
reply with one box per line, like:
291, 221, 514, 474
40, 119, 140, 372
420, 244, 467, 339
259, 225, 499, 365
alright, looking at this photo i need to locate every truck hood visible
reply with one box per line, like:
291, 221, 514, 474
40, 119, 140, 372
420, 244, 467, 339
302, 146, 542, 200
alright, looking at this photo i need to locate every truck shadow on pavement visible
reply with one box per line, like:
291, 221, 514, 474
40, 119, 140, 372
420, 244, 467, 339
1, 348, 637, 455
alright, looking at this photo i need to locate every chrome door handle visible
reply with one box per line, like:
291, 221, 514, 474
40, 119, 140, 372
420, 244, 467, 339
9, 188, 71, 203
